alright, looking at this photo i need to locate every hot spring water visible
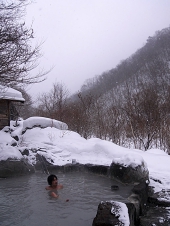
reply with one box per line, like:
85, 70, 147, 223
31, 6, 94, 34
0, 172, 133, 226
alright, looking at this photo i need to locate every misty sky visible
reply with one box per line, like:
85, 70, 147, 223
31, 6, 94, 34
25, 0, 170, 98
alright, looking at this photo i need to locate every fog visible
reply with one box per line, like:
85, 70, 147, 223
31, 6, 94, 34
25, 0, 170, 98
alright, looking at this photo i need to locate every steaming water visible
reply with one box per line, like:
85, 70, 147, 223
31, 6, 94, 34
0, 172, 133, 226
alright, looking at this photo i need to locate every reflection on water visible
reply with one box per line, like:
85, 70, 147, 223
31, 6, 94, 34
0, 171, 133, 226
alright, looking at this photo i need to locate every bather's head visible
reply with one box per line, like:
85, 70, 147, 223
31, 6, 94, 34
47, 174, 58, 186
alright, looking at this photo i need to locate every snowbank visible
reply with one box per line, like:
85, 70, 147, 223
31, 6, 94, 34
22, 117, 68, 131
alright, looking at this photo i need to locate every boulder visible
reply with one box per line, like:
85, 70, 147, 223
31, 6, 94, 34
93, 201, 135, 226
109, 154, 149, 184
127, 182, 149, 222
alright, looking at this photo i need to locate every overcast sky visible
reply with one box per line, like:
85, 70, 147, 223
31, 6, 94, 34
25, 0, 170, 98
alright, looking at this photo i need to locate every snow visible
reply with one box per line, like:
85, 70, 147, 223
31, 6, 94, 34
1, 116, 170, 223
0, 85, 25, 102
110, 201, 130, 226
0, 129, 23, 161
112, 153, 147, 169
100, 200, 130, 226
22, 117, 68, 131
0, 144, 22, 161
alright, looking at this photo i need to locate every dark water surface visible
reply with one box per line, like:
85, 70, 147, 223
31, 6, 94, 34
0, 172, 132, 226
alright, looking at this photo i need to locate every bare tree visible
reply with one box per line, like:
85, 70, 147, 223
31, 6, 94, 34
37, 82, 69, 121
0, 0, 47, 87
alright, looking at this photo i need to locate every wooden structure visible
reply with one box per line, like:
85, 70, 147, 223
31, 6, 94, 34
0, 86, 25, 130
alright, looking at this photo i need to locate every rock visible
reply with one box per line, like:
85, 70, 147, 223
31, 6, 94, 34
93, 201, 122, 226
1, 126, 10, 133
126, 182, 149, 223
126, 202, 138, 226
10, 140, 17, 146
63, 163, 84, 172
84, 164, 109, 175
34, 153, 53, 173
12, 135, 19, 141
111, 185, 119, 191
109, 158, 149, 184
148, 189, 170, 207
92, 201, 135, 226
128, 193, 141, 222
140, 206, 170, 226
0, 158, 35, 178
132, 182, 149, 215
21, 149, 30, 156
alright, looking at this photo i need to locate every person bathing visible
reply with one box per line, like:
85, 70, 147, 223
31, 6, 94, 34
45, 174, 63, 198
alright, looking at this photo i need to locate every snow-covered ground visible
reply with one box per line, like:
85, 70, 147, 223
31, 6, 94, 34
0, 117, 170, 196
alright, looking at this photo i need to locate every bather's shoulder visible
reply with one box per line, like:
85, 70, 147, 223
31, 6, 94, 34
45, 186, 51, 190
58, 184, 63, 189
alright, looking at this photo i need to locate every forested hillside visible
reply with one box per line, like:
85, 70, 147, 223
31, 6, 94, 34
80, 27, 170, 96
33, 26, 170, 152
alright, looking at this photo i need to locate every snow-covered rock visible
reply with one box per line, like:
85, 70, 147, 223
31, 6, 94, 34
22, 117, 68, 132
110, 154, 149, 184
93, 201, 131, 226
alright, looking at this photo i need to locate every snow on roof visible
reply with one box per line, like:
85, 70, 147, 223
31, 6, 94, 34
0, 85, 25, 102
